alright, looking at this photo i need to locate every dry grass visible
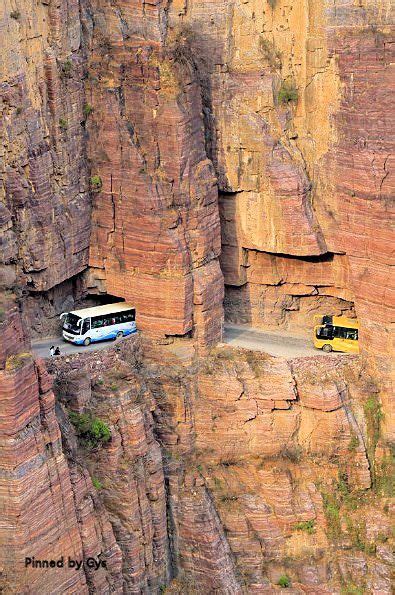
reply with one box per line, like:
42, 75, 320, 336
5, 352, 32, 371
259, 38, 282, 70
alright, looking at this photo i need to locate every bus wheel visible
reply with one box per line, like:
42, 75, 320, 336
322, 344, 332, 353
116, 331, 123, 340
84, 337, 91, 346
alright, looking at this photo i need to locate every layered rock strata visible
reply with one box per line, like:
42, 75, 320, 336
0, 0, 393, 593
0, 0, 91, 293
0, 307, 92, 594
166, 0, 394, 431
85, 1, 223, 347
1, 300, 392, 593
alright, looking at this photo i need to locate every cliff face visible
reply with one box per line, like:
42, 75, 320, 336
0, 0, 393, 593
2, 327, 392, 593
164, 0, 394, 432
0, 0, 91, 292
85, 0, 223, 347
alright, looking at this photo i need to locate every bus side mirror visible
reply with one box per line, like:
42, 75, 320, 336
60, 313, 67, 320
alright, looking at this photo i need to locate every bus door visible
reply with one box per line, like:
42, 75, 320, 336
81, 318, 91, 337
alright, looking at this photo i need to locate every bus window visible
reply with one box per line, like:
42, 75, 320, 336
63, 313, 82, 334
316, 326, 333, 339
333, 326, 345, 339
91, 317, 104, 329
345, 328, 358, 340
332, 326, 358, 340
122, 309, 135, 322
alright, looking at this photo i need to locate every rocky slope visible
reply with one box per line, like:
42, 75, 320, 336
2, 309, 392, 592
0, 0, 393, 593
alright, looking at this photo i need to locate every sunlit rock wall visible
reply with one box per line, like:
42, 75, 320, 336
0, 0, 91, 293
167, 0, 394, 432
85, 0, 223, 348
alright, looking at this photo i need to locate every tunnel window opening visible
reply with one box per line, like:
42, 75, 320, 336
85, 293, 125, 306
72, 293, 125, 312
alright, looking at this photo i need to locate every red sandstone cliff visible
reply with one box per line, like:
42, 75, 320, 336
0, 0, 394, 593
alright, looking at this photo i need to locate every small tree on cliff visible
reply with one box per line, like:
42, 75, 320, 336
90, 175, 102, 192
69, 412, 111, 450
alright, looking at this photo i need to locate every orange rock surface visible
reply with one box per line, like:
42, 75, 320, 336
0, 0, 393, 593
86, 8, 223, 345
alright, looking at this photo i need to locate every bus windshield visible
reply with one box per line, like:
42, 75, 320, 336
63, 313, 82, 335
316, 325, 333, 339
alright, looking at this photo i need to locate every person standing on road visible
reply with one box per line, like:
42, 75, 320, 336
49, 345, 55, 357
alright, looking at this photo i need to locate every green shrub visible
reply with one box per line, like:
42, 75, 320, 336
92, 476, 103, 490
281, 446, 302, 463
59, 118, 68, 131
5, 352, 31, 371
277, 575, 291, 588
267, 0, 277, 9
341, 584, 364, 595
348, 433, 359, 452
364, 395, 383, 451
219, 494, 238, 503
322, 492, 341, 539
90, 175, 102, 191
83, 103, 93, 117
294, 519, 315, 534
10, 10, 20, 19
59, 59, 72, 79
278, 81, 298, 104
375, 453, 395, 497
167, 24, 196, 65
69, 412, 111, 449
344, 516, 374, 554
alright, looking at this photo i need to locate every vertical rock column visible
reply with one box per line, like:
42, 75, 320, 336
325, 21, 394, 439
0, 0, 91, 293
0, 306, 88, 593
85, 0, 223, 349
0, 305, 125, 592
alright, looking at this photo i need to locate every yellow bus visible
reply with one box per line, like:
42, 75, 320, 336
313, 315, 359, 354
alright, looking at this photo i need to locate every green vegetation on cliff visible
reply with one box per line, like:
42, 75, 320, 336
69, 412, 111, 450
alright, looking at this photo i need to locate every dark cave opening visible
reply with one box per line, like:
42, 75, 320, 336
21, 272, 126, 341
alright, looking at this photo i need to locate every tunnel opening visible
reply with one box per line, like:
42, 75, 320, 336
21, 270, 127, 341
217, 189, 358, 339
219, 245, 357, 340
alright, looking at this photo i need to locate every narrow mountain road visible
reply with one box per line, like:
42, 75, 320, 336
223, 323, 343, 358
31, 324, 346, 360
31, 334, 133, 359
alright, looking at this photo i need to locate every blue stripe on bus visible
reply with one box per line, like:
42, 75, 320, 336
70, 328, 137, 345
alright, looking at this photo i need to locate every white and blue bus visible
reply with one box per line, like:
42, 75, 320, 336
60, 303, 136, 346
